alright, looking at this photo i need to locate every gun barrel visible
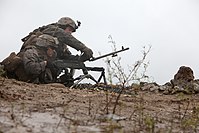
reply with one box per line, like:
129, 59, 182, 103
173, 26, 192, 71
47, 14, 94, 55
90, 47, 129, 61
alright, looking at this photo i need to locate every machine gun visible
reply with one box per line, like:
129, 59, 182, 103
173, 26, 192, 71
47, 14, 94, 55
52, 46, 129, 88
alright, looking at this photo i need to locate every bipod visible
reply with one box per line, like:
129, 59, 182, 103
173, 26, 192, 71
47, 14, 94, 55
70, 66, 107, 89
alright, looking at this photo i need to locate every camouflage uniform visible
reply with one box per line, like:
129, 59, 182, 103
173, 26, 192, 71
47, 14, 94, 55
22, 46, 48, 83
43, 24, 90, 60
21, 18, 92, 61
1, 34, 58, 83
22, 34, 58, 83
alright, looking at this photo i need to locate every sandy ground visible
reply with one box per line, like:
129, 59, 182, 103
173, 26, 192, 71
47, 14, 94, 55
0, 76, 199, 133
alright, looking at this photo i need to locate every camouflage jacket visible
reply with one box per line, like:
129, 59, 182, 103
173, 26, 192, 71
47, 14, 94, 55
22, 46, 54, 83
23, 47, 46, 76
21, 23, 88, 59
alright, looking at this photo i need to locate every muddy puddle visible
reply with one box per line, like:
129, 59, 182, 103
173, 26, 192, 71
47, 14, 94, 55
0, 106, 125, 133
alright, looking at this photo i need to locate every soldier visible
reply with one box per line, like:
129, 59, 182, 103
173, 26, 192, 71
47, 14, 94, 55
20, 17, 93, 85
21, 17, 93, 61
1, 17, 93, 84
22, 34, 58, 83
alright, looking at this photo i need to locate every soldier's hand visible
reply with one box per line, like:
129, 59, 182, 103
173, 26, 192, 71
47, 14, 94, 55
82, 47, 93, 59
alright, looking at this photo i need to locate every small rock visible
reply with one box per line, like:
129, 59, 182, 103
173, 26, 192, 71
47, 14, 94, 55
141, 82, 159, 91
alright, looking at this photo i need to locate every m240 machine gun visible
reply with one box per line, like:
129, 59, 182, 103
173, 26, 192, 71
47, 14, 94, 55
52, 46, 129, 88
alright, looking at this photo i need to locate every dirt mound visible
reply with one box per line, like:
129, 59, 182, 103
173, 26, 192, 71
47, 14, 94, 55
174, 66, 194, 82
1, 76, 199, 133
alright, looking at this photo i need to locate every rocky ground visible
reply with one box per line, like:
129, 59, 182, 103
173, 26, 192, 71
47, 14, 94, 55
1, 75, 199, 133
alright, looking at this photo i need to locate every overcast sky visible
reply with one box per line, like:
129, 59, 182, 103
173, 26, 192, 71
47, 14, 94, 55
1, 0, 199, 84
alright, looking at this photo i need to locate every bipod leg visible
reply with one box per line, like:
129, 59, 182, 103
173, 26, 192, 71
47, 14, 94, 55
102, 72, 107, 85
70, 74, 98, 89
70, 75, 87, 89
97, 70, 107, 85
88, 74, 98, 83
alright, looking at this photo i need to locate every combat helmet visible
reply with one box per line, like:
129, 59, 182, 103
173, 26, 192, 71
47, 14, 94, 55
57, 17, 81, 32
36, 34, 59, 49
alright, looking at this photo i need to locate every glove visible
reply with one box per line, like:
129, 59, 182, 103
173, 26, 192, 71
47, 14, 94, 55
81, 47, 93, 59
